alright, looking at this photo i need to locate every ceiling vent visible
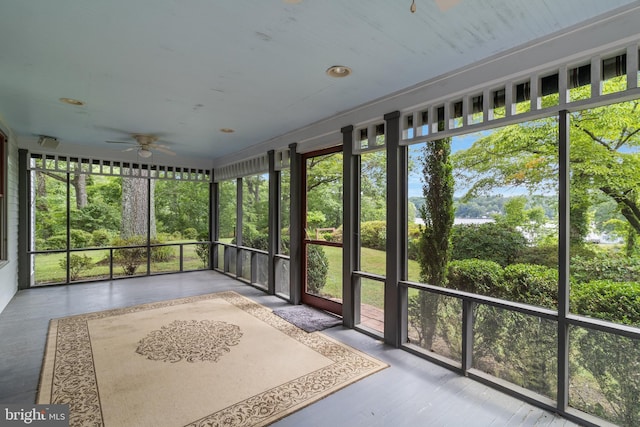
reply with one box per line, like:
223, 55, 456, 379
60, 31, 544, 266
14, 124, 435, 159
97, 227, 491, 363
38, 135, 59, 149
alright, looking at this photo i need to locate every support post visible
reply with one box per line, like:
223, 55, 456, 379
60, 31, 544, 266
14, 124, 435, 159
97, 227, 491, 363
267, 150, 280, 294
211, 180, 219, 269
236, 177, 243, 277
342, 125, 357, 328
18, 149, 30, 290
288, 143, 302, 304
462, 300, 474, 373
557, 109, 570, 412
385, 111, 408, 347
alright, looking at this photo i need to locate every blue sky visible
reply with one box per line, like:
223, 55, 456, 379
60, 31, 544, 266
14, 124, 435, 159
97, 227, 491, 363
407, 131, 538, 199
407, 133, 479, 198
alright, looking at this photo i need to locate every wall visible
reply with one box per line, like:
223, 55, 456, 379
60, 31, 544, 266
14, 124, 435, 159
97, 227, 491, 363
0, 116, 18, 314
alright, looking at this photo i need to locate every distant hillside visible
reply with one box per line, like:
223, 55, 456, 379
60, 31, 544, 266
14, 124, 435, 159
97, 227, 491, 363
408, 195, 556, 219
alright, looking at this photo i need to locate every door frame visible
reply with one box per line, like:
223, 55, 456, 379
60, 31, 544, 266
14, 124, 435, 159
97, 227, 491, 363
301, 145, 343, 316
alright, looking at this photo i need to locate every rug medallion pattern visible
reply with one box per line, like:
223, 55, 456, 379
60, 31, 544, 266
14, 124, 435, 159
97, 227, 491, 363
136, 319, 243, 363
40, 291, 387, 427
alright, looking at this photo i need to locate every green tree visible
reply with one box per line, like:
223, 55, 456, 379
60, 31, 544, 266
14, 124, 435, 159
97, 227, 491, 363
306, 152, 343, 229
155, 180, 209, 237
452, 84, 640, 247
415, 138, 455, 350
360, 150, 387, 222
493, 196, 549, 243
218, 180, 237, 239
242, 174, 269, 237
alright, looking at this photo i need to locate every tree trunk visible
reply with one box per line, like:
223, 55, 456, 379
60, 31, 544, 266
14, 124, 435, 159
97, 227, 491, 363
41, 170, 88, 210
36, 172, 47, 211
71, 173, 88, 209
121, 169, 156, 239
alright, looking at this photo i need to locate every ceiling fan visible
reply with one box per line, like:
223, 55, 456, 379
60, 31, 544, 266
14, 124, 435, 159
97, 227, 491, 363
106, 134, 176, 157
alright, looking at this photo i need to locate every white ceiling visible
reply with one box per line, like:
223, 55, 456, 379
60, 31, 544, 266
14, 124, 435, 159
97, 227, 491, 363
0, 0, 637, 165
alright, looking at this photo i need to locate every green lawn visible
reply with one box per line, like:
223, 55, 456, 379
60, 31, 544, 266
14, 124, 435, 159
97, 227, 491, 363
36, 241, 417, 312
34, 242, 208, 285
319, 245, 421, 309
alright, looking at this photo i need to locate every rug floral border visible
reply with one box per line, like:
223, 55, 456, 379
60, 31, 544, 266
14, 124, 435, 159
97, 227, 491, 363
38, 291, 387, 427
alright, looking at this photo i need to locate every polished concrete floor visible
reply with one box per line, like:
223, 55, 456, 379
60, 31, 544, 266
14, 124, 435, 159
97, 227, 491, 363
0, 271, 579, 426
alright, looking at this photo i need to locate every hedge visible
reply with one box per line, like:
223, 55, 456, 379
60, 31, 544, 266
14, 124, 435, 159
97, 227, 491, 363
571, 280, 640, 326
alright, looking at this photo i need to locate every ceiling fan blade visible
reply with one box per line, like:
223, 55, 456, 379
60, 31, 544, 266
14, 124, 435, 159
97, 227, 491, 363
154, 146, 176, 156
122, 147, 137, 152
106, 140, 136, 144
435, 0, 461, 11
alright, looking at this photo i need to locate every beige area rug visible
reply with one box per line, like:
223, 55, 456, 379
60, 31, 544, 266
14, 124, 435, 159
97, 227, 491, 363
37, 291, 387, 427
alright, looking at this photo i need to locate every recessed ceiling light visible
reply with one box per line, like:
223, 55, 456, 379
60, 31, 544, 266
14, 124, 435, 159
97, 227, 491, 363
220, 128, 235, 133
59, 97, 85, 106
326, 65, 352, 78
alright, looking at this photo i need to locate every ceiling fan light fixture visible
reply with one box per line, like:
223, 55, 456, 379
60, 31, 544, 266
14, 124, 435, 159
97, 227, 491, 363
138, 148, 153, 158
410, 0, 416, 13
326, 65, 352, 78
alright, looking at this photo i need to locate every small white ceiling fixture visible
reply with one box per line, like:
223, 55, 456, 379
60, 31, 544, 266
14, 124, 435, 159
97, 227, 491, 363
138, 148, 153, 158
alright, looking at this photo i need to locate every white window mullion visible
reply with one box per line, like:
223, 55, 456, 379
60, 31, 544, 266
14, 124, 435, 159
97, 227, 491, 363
627, 44, 638, 90
591, 55, 602, 98
558, 65, 568, 107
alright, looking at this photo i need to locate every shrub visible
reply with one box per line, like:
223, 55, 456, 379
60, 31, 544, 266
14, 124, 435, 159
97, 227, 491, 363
195, 232, 210, 268
502, 264, 558, 309
273, 235, 328, 293
183, 227, 198, 240
280, 235, 290, 256
46, 235, 67, 250
407, 222, 421, 261
172, 231, 182, 240
59, 254, 93, 281
571, 280, 640, 326
91, 229, 112, 247
329, 226, 343, 243
35, 238, 46, 250
515, 244, 558, 268
360, 221, 386, 251
571, 280, 640, 425
451, 223, 527, 267
112, 236, 147, 275
156, 232, 173, 242
69, 229, 93, 248
570, 252, 640, 284
307, 245, 328, 294
236, 226, 268, 251
446, 259, 504, 296
150, 239, 174, 262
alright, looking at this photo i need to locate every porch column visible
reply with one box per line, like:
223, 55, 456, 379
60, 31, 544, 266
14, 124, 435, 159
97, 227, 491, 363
385, 111, 408, 347
342, 125, 357, 328
288, 143, 302, 304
